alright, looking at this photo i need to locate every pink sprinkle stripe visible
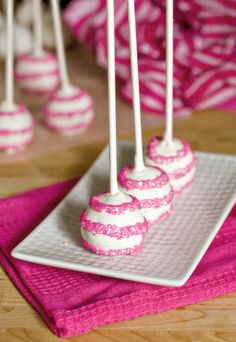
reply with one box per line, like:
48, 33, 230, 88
140, 189, 174, 209
147, 137, 191, 164
170, 157, 197, 180
80, 211, 148, 239
81, 236, 144, 256
89, 192, 141, 214
118, 164, 170, 190
148, 207, 173, 225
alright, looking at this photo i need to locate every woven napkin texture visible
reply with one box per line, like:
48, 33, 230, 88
0, 179, 236, 338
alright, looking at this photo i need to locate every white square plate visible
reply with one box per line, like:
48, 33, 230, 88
12, 141, 236, 287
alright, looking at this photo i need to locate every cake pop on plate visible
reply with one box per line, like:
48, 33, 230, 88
80, 0, 148, 255
118, 0, 174, 224
146, 0, 196, 193
43, 0, 94, 135
15, 0, 59, 94
0, 0, 35, 154
146, 137, 196, 193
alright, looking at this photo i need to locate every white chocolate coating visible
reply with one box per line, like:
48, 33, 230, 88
145, 138, 196, 192
81, 228, 143, 251
118, 166, 173, 223
80, 192, 147, 254
44, 86, 94, 135
0, 103, 35, 152
0, 24, 32, 59
15, 52, 59, 93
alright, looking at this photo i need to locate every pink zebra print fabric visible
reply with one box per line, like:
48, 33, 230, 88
64, 0, 236, 116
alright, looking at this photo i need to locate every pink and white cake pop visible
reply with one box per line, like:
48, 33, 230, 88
0, 103, 35, 153
80, 191, 148, 256
43, 86, 94, 135
118, 165, 174, 224
145, 137, 196, 193
15, 52, 59, 94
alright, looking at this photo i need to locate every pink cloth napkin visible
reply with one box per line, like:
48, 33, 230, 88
64, 0, 236, 116
0, 179, 236, 338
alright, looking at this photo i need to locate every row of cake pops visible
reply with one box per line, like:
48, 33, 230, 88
80, 0, 196, 256
0, 0, 94, 154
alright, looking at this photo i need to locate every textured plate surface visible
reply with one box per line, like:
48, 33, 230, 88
12, 141, 236, 286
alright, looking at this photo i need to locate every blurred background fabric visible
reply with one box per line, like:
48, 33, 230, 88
64, 0, 236, 116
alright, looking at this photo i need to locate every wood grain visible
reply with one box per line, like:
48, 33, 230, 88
0, 44, 236, 342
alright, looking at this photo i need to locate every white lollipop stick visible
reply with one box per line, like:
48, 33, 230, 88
50, 0, 70, 90
107, 0, 119, 195
127, 0, 145, 172
33, 0, 43, 55
165, 0, 174, 146
4, 0, 14, 108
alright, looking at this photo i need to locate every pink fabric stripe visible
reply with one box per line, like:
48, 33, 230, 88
64, 0, 236, 116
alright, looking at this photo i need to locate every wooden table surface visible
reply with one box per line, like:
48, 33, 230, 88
0, 46, 236, 342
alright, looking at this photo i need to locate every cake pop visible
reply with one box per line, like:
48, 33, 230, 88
0, 0, 35, 154
80, 0, 148, 255
15, 0, 59, 94
118, 0, 174, 224
43, 0, 94, 135
0, 23, 32, 59
145, 0, 196, 193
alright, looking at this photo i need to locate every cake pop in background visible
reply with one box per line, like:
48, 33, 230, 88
0, 0, 35, 154
145, 0, 196, 193
43, 0, 94, 136
80, 0, 148, 256
118, 0, 174, 224
0, 9, 32, 59
15, 0, 59, 95
16, 0, 73, 50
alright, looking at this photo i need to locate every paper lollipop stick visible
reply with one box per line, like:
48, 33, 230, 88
33, 0, 43, 55
107, 0, 119, 195
165, 0, 174, 146
127, 0, 145, 172
50, 0, 70, 90
5, 0, 14, 108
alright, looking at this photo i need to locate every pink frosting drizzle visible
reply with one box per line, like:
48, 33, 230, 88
89, 192, 141, 214
80, 210, 148, 239
81, 236, 144, 256
118, 164, 170, 190
147, 136, 191, 164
